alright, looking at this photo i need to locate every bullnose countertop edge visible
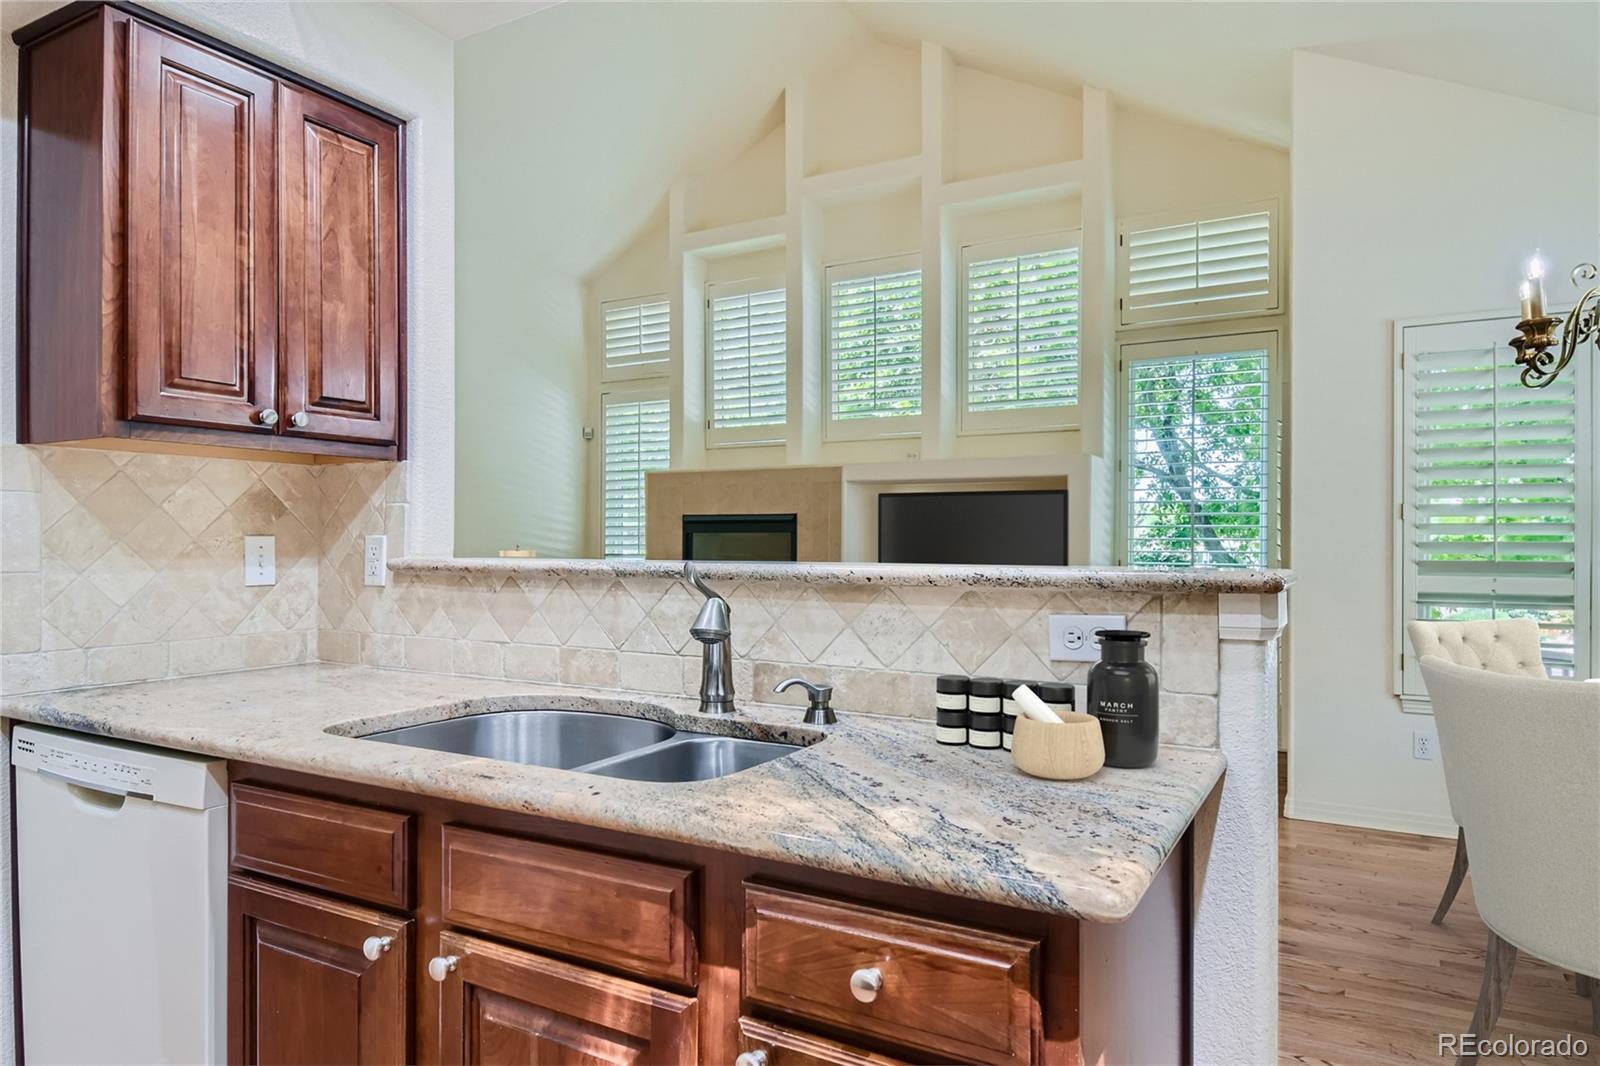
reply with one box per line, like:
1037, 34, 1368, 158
390, 556, 1294, 594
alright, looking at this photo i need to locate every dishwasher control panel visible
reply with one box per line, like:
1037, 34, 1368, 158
12, 725, 227, 810
14, 733, 156, 796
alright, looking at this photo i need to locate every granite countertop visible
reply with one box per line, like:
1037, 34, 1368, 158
391, 555, 1294, 595
3, 664, 1225, 922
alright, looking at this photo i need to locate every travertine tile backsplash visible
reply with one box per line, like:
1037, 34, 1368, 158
1, 445, 320, 693
1, 444, 1223, 747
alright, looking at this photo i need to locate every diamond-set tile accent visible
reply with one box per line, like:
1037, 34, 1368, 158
3, 443, 1216, 741
2, 445, 320, 694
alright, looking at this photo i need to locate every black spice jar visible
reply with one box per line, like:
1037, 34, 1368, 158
1086, 630, 1159, 768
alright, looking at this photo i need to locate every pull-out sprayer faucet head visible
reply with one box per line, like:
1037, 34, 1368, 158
686, 563, 731, 643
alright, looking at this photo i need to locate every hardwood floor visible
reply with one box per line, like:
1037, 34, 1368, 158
1279, 755, 1597, 1065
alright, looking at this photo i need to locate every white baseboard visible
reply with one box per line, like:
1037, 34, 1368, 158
1282, 795, 1458, 839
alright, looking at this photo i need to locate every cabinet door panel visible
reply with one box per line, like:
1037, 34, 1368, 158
230, 875, 409, 1065
127, 23, 276, 431
280, 85, 400, 444
434, 931, 697, 1066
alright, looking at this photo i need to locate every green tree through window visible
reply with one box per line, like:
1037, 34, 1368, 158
1126, 347, 1270, 569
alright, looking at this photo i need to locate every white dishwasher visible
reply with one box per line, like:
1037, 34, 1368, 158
13, 724, 227, 1065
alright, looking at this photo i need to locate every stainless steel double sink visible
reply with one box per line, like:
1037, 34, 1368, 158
362, 709, 801, 783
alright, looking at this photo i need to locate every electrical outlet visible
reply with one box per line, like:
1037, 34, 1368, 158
243, 536, 276, 586
363, 534, 388, 587
1047, 614, 1127, 662
1412, 730, 1436, 761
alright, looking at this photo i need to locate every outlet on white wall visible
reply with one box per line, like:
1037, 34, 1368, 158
1047, 614, 1128, 662
364, 534, 388, 587
243, 536, 276, 587
1412, 730, 1436, 761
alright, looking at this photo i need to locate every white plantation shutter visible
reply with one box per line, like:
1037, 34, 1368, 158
1400, 317, 1583, 685
827, 258, 923, 425
708, 282, 786, 433
1119, 202, 1277, 325
1124, 339, 1273, 569
964, 240, 1080, 417
602, 392, 670, 558
602, 296, 670, 373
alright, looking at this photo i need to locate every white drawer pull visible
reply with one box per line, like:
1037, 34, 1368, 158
849, 966, 883, 1003
735, 1052, 768, 1066
361, 935, 393, 961
427, 954, 460, 982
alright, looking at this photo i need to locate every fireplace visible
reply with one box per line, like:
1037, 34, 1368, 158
682, 514, 798, 562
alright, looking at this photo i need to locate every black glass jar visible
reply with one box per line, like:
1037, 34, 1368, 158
1086, 629, 1159, 768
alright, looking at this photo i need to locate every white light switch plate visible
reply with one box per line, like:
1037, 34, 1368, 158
363, 534, 388, 587
1047, 614, 1127, 662
243, 536, 276, 586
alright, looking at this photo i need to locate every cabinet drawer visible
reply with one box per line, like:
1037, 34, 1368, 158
737, 1017, 906, 1066
230, 784, 411, 909
742, 883, 1040, 1065
440, 825, 697, 987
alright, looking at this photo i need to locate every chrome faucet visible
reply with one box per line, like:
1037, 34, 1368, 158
686, 563, 735, 714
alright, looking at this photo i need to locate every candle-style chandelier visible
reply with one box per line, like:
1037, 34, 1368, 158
1509, 255, 1599, 388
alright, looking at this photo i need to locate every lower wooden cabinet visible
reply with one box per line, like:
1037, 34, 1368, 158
432, 931, 698, 1065
736, 1017, 905, 1065
229, 875, 410, 1065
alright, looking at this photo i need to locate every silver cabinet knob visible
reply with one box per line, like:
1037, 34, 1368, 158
257, 408, 279, 426
849, 966, 883, 1003
735, 1053, 768, 1066
361, 935, 393, 961
289, 410, 309, 428
427, 954, 460, 982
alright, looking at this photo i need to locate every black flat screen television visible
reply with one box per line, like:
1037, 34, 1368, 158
877, 490, 1068, 566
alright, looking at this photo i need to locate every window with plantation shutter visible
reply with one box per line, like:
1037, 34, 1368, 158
1118, 201, 1278, 326
707, 280, 786, 442
601, 295, 670, 376
962, 234, 1081, 431
826, 255, 922, 435
1123, 335, 1275, 570
1398, 317, 1586, 691
601, 390, 670, 558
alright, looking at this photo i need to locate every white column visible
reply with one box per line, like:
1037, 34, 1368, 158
1192, 591, 1286, 1065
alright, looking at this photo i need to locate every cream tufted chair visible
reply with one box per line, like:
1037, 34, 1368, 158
1418, 657, 1599, 1061
1406, 618, 1549, 924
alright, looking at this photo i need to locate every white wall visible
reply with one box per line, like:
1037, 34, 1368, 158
1286, 52, 1599, 835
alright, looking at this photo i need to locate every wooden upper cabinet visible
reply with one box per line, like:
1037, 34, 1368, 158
13, 4, 405, 460
126, 22, 278, 433
279, 85, 402, 445
230, 876, 410, 1066
433, 932, 698, 1066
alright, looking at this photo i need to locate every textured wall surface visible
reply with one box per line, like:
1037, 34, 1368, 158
1, 447, 320, 695
317, 462, 1226, 736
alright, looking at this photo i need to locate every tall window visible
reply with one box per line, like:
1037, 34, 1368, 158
826, 255, 922, 436
1123, 334, 1275, 569
1118, 200, 1278, 326
601, 390, 670, 558
962, 234, 1081, 432
707, 279, 786, 443
601, 295, 670, 375
1398, 316, 1584, 690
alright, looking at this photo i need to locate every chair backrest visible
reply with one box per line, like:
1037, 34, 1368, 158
1406, 618, 1548, 679
1418, 656, 1599, 975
